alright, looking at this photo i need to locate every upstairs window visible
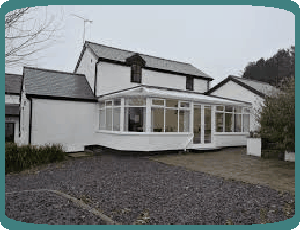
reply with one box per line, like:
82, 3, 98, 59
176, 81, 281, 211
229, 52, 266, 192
126, 54, 145, 84
131, 64, 142, 83
186, 76, 194, 91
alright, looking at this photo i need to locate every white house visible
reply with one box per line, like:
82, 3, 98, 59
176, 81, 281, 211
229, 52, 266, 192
13, 41, 253, 152
207, 75, 281, 132
5, 74, 22, 144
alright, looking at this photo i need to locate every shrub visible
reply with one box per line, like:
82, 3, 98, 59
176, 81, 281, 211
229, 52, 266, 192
5, 143, 65, 174
260, 78, 295, 153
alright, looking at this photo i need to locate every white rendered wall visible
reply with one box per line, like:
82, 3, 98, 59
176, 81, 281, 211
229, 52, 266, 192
194, 78, 209, 93
5, 94, 20, 104
215, 133, 248, 147
94, 131, 193, 151
97, 62, 139, 95
143, 69, 186, 90
246, 138, 261, 157
31, 99, 98, 152
19, 92, 30, 145
210, 81, 264, 131
76, 47, 97, 93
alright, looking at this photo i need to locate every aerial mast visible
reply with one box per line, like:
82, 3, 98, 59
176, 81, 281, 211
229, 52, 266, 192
71, 14, 93, 45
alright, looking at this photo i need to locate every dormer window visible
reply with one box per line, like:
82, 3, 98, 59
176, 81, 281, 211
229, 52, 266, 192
186, 76, 194, 91
131, 64, 142, 83
126, 54, 145, 83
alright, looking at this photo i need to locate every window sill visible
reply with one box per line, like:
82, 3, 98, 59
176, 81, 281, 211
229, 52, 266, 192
95, 130, 191, 135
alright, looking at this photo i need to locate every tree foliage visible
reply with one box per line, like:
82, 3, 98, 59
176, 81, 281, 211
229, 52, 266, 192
243, 46, 295, 86
260, 78, 295, 152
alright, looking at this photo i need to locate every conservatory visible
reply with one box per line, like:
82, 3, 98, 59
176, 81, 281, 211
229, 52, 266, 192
95, 86, 252, 151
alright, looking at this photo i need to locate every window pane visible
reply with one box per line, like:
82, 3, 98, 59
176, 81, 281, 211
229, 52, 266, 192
179, 110, 190, 132
106, 108, 112, 130
243, 114, 250, 132
166, 99, 178, 108
193, 106, 201, 144
225, 106, 233, 112
216, 112, 224, 132
204, 106, 211, 143
180, 101, 190, 108
152, 99, 164, 106
244, 107, 251, 113
114, 99, 121, 106
151, 108, 164, 132
234, 114, 241, 132
124, 107, 145, 132
216, 106, 224, 111
126, 98, 145, 106
225, 113, 232, 132
165, 109, 178, 132
106, 100, 112, 106
99, 101, 105, 108
99, 110, 106, 130
234, 106, 242, 113
113, 107, 121, 131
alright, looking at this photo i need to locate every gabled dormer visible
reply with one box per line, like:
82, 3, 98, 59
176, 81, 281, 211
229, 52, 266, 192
126, 54, 145, 84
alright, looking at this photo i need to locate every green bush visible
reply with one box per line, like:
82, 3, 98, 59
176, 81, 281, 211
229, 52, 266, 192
5, 143, 65, 174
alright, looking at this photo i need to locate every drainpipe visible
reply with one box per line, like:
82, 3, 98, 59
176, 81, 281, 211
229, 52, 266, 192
94, 58, 100, 97
184, 133, 194, 152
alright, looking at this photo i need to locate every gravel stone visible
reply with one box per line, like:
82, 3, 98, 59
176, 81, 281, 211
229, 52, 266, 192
5, 154, 295, 225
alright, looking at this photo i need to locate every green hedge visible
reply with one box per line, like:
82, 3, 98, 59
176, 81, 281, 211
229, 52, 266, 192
5, 143, 66, 174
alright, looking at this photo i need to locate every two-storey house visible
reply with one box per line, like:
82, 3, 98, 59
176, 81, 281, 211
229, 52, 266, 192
16, 41, 252, 152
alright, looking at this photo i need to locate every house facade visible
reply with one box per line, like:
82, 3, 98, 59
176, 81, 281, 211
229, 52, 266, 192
207, 75, 281, 132
8, 41, 253, 152
5, 74, 22, 144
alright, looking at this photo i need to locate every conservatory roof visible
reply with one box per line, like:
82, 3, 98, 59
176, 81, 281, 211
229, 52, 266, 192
98, 85, 251, 106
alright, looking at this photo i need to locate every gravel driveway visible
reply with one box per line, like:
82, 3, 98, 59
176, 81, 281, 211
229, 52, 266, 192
5, 154, 295, 225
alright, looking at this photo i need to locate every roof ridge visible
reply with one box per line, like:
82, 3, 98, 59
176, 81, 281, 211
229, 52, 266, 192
86, 41, 192, 65
231, 76, 275, 86
24, 66, 86, 77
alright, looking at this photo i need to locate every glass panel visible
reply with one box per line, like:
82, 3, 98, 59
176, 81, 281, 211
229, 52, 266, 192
204, 106, 211, 143
216, 106, 224, 111
126, 98, 145, 106
179, 110, 190, 132
151, 108, 164, 132
193, 105, 201, 144
165, 99, 178, 108
243, 114, 250, 132
165, 109, 178, 132
244, 107, 251, 113
5, 123, 14, 142
215, 112, 224, 132
124, 107, 145, 132
152, 99, 164, 106
225, 106, 233, 112
113, 107, 121, 131
234, 114, 241, 132
99, 101, 105, 108
225, 113, 233, 132
106, 108, 113, 130
106, 100, 112, 106
114, 99, 121, 106
180, 101, 190, 108
99, 110, 106, 130
234, 106, 242, 113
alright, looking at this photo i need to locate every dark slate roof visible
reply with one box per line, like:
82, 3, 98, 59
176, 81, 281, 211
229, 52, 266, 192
5, 105, 19, 115
23, 67, 96, 100
5, 73, 22, 94
75, 41, 213, 80
207, 75, 280, 98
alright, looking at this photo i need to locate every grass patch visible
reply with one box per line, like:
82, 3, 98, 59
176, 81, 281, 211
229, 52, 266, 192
5, 143, 66, 175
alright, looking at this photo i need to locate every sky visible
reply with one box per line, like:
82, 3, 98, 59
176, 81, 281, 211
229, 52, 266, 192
5, 5, 295, 87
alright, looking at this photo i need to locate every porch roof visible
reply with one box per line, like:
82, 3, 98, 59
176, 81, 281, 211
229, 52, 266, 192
98, 85, 251, 106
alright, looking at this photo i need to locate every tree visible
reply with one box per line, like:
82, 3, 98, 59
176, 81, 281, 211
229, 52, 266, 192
259, 78, 295, 153
5, 7, 62, 68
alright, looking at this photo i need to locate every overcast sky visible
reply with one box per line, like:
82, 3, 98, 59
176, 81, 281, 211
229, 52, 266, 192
6, 5, 295, 86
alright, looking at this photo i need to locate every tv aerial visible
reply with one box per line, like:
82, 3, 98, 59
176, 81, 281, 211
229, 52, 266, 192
71, 14, 93, 45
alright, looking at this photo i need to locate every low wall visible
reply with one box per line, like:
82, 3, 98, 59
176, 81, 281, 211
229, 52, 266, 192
246, 138, 261, 157
215, 133, 248, 147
